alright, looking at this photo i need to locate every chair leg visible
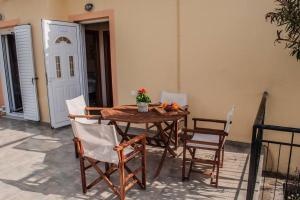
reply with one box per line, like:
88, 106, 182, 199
119, 152, 126, 200
220, 147, 225, 168
215, 150, 221, 187
188, 148, 196, 179
73, 138, 79, 158
182, 143, 187, 181
141, 141, 147, 190
79, 157, 87, 194
211, 152, 217, 185
174, 122, 179, 150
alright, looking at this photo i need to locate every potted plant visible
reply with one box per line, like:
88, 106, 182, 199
136, 88, 151, 112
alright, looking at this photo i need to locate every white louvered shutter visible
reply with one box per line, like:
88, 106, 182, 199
14, 25, 40, 121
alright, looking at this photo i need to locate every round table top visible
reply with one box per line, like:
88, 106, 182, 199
101, 105, 189, 124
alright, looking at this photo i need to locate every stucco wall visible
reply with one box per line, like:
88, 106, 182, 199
180, 0, 300, 142
0, 0, 299, 146
66, 0, 300, 143
67, 0, 179, 104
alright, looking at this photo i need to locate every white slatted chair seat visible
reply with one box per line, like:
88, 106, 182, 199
71, 121, 133, 164
187, 106, 234, 150
187, 133, 219, 149
66, 95, 109, 125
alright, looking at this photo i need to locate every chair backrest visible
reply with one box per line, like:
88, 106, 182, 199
66, 95, 98, 124
66, 95, 86, 116
160, 91, 188, 107
71, 120, 121, 164
224, 105, 235, 133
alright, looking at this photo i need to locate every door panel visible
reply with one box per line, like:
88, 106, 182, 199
14, 25, 40, 121
42, 20, 84, 128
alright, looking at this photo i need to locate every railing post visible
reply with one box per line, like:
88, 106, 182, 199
247, 92, 268, 200
247, 91, 300, 199
256, 128, 263, 179
247, 126, 258, 200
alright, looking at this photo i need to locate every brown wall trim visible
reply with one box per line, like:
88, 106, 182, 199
0, 19, 20, 29
69, 10, 119, 106
69, 10, 112, 22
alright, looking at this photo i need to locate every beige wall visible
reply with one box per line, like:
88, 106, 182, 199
66, 0, 179, 104
179, 0, 300, 143
66, 0, 300, 142
0, 0, 299, 147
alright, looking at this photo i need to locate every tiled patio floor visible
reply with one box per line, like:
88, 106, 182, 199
0, 118, 250, 200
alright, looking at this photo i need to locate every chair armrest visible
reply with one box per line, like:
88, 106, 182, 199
182, 128, 228, 136
68, 114, 101, 120
85, 107, 104, 111
114, 133, 147, 151
192, 118, 226, 124
85, 107, 104, 115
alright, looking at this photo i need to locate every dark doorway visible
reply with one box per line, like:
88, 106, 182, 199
85, 30, 102, 107
2, 34, 23, 113
84, 22, 113, 107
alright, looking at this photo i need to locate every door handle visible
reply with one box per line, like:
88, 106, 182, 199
32, 76, 38, 84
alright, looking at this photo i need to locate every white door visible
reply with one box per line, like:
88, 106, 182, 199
0, 25, 40, 121
42, 20, 86, 128
14, 25, 40, 121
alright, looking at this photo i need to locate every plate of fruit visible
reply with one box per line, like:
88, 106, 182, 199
160, 102, 180, 112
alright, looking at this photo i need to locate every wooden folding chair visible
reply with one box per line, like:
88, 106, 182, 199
182, 106, 234, 187
146, 91, 188, 149
70, 118, 146, 200
66, 95, 109, 157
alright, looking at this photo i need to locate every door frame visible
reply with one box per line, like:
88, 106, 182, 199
42, 20, 87, 128
69, 9, 118, 106
99, 28, 109, 107
0, 19, 25, 118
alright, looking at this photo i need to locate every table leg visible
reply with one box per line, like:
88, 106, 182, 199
123, 122, 131, 142
154, 121, 177, 178
157, 123, 177, 157
162, 121, 178, 148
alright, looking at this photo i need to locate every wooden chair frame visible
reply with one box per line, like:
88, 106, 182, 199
72, 121, 147, 200
182, 117, 230, 187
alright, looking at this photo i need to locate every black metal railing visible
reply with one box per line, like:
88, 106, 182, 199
246, 91, 300, 200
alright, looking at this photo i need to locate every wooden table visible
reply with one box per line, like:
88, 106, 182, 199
101, 105, 189, 178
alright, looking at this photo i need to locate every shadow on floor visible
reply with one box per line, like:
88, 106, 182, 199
0, 118, 250, 200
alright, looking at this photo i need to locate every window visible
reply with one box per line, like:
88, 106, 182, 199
69, 56, 74, 77
55, 56, 61, 78
55, 36, 71, 44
